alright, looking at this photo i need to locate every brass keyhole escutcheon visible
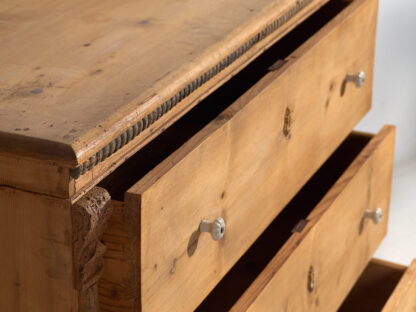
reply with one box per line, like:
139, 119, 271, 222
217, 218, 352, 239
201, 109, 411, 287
308, 265, 315, 293
283, 107, 292, 138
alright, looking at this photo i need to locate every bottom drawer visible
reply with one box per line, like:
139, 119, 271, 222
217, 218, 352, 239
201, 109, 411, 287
340, 258, 416, 311
197, 125, 395, 312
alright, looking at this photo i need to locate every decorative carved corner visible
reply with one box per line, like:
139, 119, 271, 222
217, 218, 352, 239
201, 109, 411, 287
72, 187, 113, 312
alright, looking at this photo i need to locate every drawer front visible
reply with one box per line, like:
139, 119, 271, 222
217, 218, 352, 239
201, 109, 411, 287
100, 0, 379, 311
229, 125, 395, 311
340, 259, 416, 311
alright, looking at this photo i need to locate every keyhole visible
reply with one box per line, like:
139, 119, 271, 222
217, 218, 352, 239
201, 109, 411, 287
308, 265, 315, 293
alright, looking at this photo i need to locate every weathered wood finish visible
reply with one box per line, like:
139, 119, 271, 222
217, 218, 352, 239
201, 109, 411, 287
340, 259, 416, 311
0, 0, 333, 201
0, 187, 77, 312
0, 153, 71, 198
0, 185, 112, 312
230, 125, 395, 311
99, 1, 380, 310
99, 200, 140, 311
72, 187, 113, 312
0, 0, 329, 167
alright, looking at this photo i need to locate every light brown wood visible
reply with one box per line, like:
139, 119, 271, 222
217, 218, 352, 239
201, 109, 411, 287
225, 125, 395, 311
383, 259, 416, 311
99, 1, 380, 310
196, 130, 381, 311
0, 153, 71, 198
0, 185, 112, 312
99, 200, 140, 311
0, 186, 77, 312
0, 0, 334, 201
0, 0, 330, 170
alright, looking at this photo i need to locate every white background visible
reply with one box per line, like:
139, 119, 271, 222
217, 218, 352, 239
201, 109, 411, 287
357, 0, 416, 265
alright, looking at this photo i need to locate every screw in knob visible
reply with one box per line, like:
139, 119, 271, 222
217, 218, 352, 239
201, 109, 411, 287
346, 70, 365, 88
200, 217, 226, 241
364, 208, 383, 224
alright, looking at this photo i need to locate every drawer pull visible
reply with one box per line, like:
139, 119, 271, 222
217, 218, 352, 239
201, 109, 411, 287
200, 217, 226, 241
364, 208, 383, 224
345, 70, 365, 88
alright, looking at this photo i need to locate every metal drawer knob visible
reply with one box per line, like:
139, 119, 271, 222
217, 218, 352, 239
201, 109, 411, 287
346, 71, 365, 88
365, 208, 383, 224
200, 217, 226, 241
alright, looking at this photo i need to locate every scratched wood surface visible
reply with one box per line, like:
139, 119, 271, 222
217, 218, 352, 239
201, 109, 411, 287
99, 0, 379, 310
0, 185, 113, 312
0, 186, 77, 312
0, 0, 329, 168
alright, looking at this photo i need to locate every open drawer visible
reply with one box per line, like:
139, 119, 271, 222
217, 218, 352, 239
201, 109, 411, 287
196, 126, 395, 311
98, 0, 380, 311
340, 259, 416, 311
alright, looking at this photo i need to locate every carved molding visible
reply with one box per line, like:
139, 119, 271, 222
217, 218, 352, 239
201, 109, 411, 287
72, 187, 113, 312
70, 0, 314, 179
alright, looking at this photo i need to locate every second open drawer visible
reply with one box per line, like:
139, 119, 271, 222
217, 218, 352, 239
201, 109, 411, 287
196, 125, 395, 311
98, 0, 380, 310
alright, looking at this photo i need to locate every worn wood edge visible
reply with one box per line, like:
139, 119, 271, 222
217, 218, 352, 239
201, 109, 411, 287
0, 130, 77, 166
229, 125, 396, 311
67, 0, 324, 179
0, 151, 72, 199
72, 0, 368, 201
0, 0, 328, 202
383, 259, 416, 311
72, 187, 113, 312
0, 0, 331, 202
125, 0, 365, 197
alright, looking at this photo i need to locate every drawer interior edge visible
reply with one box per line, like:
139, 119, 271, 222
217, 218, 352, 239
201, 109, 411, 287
339, 259, 407, 311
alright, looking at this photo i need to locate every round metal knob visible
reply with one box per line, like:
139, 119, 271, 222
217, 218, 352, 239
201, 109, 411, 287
365, 208, 383, 224
346, 71, 365, 88
200, 217, 226, 241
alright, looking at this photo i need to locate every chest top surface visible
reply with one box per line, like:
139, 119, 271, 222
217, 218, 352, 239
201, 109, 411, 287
0, 0, 318, 169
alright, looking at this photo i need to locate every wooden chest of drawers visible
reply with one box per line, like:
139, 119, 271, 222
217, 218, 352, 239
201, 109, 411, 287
0, 0, 406, 311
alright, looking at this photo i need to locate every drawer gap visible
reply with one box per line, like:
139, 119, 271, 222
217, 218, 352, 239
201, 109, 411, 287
99, 0, 352, 200
196, 132, 372, 312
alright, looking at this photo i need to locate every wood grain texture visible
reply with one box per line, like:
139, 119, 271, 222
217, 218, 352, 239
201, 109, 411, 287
0, 0, 329, 168
101, 0, 380, 310
0, 186, 77, 312
72, 187, 113, 312
99, 200, 140, 312
383, 259, 416, 311
231, 125, 395, 311
0, 153, 71, 198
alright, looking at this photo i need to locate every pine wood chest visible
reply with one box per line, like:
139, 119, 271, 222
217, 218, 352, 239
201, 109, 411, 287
0, 0, 406, 311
